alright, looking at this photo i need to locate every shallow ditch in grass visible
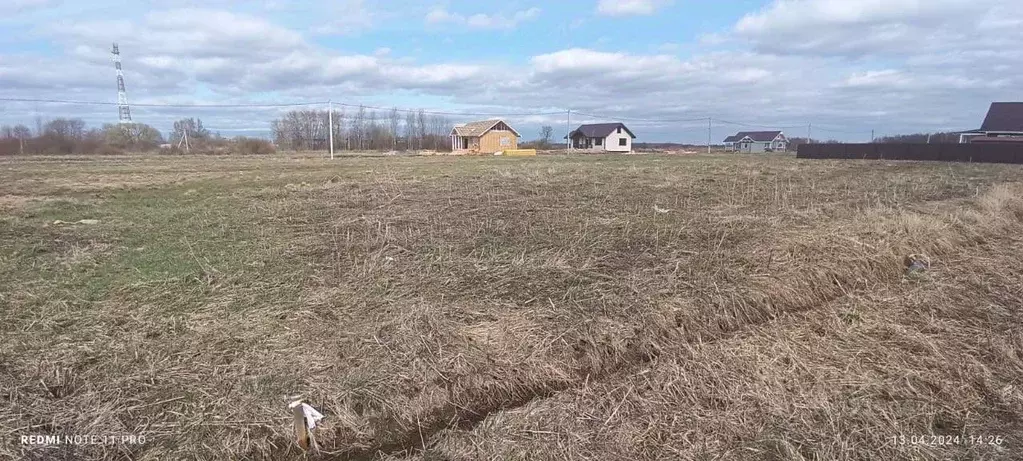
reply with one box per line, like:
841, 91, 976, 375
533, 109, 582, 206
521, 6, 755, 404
258, 186, 1023, 460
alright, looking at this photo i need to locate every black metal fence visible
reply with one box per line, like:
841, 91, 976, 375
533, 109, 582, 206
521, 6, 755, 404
797, 143, 1023, 164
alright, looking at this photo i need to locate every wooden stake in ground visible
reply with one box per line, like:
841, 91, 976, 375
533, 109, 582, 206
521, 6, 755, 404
289, 399, 324, 452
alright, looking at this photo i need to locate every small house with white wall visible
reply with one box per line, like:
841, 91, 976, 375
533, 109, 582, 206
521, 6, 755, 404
566, 123, 636, 153
724, 131, 787, 153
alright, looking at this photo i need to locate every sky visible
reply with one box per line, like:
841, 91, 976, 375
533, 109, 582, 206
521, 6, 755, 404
0, 0, 1020, 143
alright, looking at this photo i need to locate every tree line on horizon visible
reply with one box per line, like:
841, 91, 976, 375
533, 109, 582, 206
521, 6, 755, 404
270, 108, 455, 152
0, 117, 273, 155
0, 115, 970, 156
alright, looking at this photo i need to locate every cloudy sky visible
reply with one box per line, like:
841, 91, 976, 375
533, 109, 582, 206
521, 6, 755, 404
0, 0, 1020, 142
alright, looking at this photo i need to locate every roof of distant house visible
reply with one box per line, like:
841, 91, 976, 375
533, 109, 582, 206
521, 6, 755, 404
567, 123, 636, 139
977, 102, 1023, 132
451, 119, 520, 137
724, 131, 784, 143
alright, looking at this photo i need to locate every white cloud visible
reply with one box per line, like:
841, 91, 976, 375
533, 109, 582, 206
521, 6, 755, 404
532, 48, 681, 77
28, 7, 497, 98
55, 9, 305, 60
425, 8, 458, 24
734, 0, 1017, 57
838, 69, 1001, 91
597, 0, 671, 16
737, 0, 971, 34
840, 69, 912, 88
426, 7, 541, 30
0, 0, 59, 14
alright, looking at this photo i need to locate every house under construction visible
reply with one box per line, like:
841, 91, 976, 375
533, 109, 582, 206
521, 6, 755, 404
450, 119, 520, 154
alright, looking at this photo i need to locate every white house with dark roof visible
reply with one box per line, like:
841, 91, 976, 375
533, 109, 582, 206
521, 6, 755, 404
723, 131, 788, 153
566, 123, 636, 152
960, 102, 1023, 143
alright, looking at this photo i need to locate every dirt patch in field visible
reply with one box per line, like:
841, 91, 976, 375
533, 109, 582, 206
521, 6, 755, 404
0, 194, 48, 210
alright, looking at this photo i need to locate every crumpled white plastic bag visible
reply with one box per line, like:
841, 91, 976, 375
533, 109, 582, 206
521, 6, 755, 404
288, 400, 324, 430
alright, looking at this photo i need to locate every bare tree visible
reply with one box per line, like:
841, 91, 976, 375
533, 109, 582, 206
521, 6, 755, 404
428, 115, 445, 150
45, 118, 87, 140
104, 123, 163, 150
416, 109, 427, 150
351, 105, 366, 150
302, 110, 319, 149
171, 118, 210, 145
540, 125, 553, 148
13, 125, 30, 155
404, 110, 416, 150
272, 110, 337, 151
285, 111, 303, 149
334, 107, 345, 151
270, 120, 285, 149
388, 107, 400, 150
366, 110, 380, 150
36, 118, 88, 154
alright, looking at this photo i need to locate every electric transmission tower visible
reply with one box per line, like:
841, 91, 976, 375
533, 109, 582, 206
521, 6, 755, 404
111, 43, 132, 123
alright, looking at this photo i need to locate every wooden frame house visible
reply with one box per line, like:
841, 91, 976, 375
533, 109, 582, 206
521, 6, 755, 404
450, 119, 520, 154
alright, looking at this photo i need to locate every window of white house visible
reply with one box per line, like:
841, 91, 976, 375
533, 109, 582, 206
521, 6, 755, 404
619, 138, 627, 146
596, 138, 602, 146
617, 127, 622, 134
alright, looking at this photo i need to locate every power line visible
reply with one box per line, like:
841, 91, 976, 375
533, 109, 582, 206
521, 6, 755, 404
327, 101, 564, 117
0, 97, 326, 108
572, 111, 709, 123
0, 97, 566, 117
711, 118, 806, 130
0, 96, 876, 137
811, 126, 871, 135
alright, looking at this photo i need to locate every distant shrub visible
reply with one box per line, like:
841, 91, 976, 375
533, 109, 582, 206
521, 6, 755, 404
0, 139, 19, 156
233, 137, 276, 155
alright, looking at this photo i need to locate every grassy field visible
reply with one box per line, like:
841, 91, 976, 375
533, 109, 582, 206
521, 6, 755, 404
2, 153, 1022, 460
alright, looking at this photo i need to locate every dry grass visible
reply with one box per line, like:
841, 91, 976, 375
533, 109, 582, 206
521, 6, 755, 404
1, 153, 1022, 460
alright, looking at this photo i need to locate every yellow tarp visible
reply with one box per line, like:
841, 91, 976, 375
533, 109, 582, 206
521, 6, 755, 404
501, 149, 537, 157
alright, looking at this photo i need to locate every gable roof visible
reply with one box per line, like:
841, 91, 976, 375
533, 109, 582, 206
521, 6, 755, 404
725, 131, 784, 142
568, 123, 636, 139
451, 119, 520, 137
979, 102, 1023, 132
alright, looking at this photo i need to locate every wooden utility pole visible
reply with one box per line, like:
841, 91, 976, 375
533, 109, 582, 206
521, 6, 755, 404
707, 118, 712, 154
179, 129, 190, 153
